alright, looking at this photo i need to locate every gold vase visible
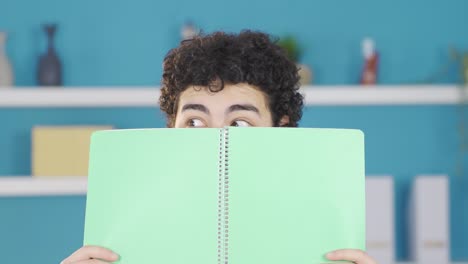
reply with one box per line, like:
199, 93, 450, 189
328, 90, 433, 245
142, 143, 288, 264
297, 63, 312, 86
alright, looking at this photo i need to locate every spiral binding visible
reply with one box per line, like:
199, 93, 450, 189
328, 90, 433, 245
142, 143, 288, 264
217, 129, 223, 264
223, 128, 230, 264
217, 128, 230, 264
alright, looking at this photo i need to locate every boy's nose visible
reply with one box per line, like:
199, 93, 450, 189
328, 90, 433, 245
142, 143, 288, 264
210, 118, 226, 128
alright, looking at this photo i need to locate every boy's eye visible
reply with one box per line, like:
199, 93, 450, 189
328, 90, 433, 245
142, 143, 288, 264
187, 118, 206, 128
230, 120, 250, 127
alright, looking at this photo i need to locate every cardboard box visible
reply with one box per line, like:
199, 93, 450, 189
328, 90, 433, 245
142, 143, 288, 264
32, 126, 112, 176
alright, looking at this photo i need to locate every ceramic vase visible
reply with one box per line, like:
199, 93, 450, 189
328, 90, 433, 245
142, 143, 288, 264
0, 32, 14, 87
298, 63, 313, 86
37, 24, 62, 86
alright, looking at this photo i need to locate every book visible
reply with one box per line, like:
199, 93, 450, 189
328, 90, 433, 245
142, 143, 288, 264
83, 127, 366, 264
32, 125, 112, 177
365, 176, 395, 264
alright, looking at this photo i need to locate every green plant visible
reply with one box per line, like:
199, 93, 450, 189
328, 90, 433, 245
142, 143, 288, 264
277, 36, 302, 62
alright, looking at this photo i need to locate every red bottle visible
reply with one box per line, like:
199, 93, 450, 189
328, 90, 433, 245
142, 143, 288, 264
360, 38, 379, 85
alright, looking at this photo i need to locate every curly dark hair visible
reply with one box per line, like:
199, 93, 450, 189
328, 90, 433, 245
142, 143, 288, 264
159, 30, 304, 127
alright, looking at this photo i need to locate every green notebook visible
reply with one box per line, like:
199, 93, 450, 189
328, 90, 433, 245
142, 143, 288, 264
84, 127, 366, 264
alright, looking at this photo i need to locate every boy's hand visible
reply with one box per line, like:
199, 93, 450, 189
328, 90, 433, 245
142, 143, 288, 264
61, 245, 119, 264
61, 246, 374, 264
326, 249, 377, 264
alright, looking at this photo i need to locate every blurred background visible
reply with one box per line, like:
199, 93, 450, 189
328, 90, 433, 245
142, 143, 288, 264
0, 0, 467, 263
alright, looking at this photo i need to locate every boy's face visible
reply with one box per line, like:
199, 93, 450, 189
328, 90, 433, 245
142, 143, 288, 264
173, 83, 283, 128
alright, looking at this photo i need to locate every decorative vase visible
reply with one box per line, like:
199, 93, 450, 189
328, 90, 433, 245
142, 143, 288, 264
181, 20, 199, 41
298, 63, 313, 86
37, 24, 62, 86
0, 32, 14, 87
462, 54, 468, 85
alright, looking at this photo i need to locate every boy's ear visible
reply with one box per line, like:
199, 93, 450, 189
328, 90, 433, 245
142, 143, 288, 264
279, 115, 290, 127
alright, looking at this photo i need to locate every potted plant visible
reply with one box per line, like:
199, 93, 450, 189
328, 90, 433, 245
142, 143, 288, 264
278, 35, 312, 86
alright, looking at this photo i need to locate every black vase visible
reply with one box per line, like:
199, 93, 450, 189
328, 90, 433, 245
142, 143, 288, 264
37, 24, 62, 86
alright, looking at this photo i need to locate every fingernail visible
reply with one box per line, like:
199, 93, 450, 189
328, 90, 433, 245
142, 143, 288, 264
326, 251, 336, 258
111, 252, 120, 259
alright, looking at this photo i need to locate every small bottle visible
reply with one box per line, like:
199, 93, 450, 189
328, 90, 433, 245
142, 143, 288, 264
360, 37, 379, 85
0, 31, 14, 87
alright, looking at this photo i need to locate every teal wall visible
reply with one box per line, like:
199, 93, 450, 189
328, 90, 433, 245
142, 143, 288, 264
1, 0, 468, 263
1, 0, 467, 85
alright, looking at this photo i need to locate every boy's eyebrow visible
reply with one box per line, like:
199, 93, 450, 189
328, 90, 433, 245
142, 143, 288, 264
181, 104, 210, 114
226, 104, 260, 116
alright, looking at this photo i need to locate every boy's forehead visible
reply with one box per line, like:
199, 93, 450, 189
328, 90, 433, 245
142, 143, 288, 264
177, 83, 271, 110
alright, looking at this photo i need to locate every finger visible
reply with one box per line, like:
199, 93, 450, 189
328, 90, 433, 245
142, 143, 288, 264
70, 259, 110, 264
62, 245, 119, 264
326, 249, 377, 264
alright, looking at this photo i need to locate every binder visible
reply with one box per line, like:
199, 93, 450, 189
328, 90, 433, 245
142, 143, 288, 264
365, 176, 395, 264
409, 175, 450, 264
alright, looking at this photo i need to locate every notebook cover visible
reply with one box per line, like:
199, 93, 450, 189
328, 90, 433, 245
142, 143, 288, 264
84, 128, 220, 264
84, 128, 365, 264
227, 127, 365, 264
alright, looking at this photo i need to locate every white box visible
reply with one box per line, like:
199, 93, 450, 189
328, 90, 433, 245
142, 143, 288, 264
365, 176, 395, 264
409, 175, 450, 264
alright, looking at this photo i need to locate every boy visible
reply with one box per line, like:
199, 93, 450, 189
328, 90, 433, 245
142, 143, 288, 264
62, 31, 376, 264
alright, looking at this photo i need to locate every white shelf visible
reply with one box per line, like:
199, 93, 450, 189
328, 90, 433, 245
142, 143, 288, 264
0, 176, 87, 197
0, 85, 465, 107
0, 87, 159, 107
304, 85, 464, 105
